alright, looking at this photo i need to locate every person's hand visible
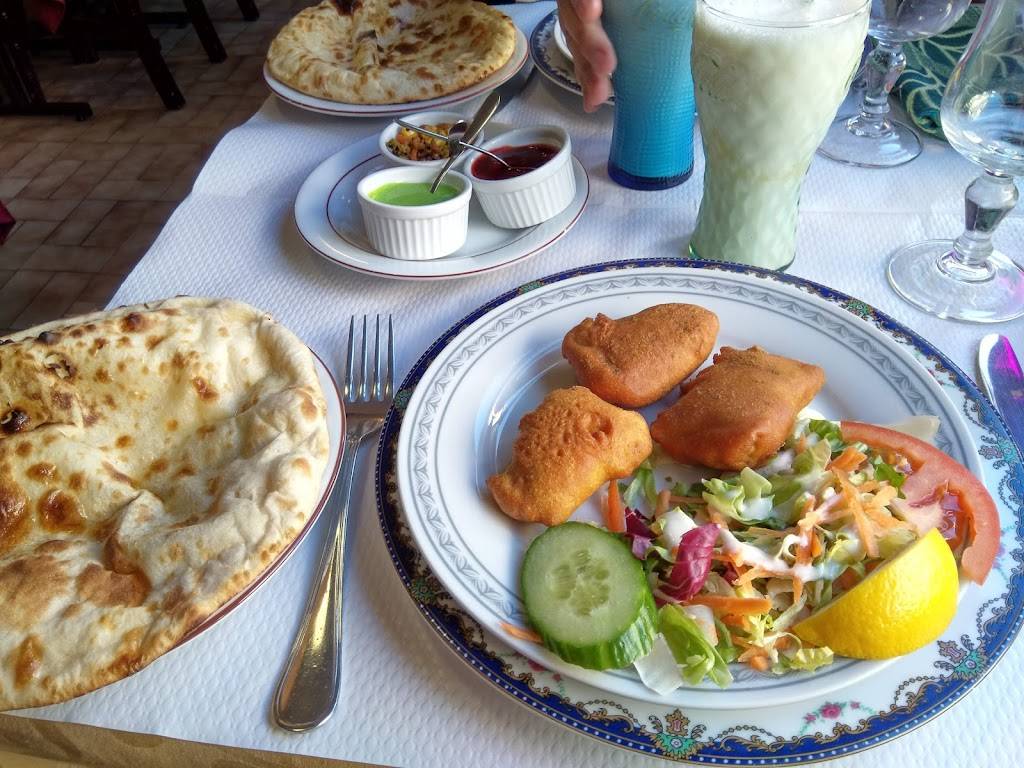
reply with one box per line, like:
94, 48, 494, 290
556, 0, 617, 113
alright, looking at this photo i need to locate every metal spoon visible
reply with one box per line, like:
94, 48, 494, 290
395, 120, 511, 168
430, 91, 502, 193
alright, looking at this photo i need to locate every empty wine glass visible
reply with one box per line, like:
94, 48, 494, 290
887, 0, 1024, 323
818, 0, 971, 168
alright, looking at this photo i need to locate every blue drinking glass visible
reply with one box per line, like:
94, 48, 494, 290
603, 0, 696, 190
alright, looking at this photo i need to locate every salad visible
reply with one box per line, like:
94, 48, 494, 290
517, 415, 981, 694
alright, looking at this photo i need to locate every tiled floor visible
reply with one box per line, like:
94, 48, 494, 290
0, 0, 309, 336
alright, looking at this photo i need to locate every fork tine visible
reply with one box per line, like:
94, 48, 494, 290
344, 316, 356, 401
386, 315, 394, 400
360, 315, 369, 401
373, 314, 383, 401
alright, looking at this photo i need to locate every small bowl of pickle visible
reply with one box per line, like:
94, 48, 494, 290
379, 111, 483, 169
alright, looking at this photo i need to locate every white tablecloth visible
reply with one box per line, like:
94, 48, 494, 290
19, 4, 1024, 767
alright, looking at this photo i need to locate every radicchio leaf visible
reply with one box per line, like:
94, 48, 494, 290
624, 508, 655, 560
663, 523, 720, 601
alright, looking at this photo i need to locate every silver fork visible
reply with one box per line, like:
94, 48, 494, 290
273, 315, 394, 732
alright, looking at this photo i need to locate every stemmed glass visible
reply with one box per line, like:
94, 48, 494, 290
818, 0, 972, 168
887, 0, 1024, 323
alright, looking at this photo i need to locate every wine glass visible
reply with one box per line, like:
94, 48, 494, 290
818, 0, 972, 168
887, 0, 1024, 323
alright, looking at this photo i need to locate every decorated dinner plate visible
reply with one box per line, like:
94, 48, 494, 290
530, 11, 615, 106
376, 260, 1024, 762
294, 128, 589, 280
180, 351, 344, 643
264, 27, 528, 118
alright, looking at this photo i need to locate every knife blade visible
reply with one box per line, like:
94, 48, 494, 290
978, 334, 1024, 450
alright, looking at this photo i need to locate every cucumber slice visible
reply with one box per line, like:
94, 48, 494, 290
520, 522, 657, 670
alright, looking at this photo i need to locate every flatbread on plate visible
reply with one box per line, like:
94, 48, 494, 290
266, 0, 516, 104
0, 297, 329, 710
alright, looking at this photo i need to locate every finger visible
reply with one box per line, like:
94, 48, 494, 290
575, 57, 611, 113
577, 21, 616, 76
572, 0, 603, 23
557, 0, 583, 41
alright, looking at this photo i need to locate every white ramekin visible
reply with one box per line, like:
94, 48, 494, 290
357, 166, 472, 261
379, 111, 482, 169
467, 126, 575, 229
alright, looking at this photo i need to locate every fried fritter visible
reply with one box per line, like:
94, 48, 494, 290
487, 386, 652, 526
562, 303, 719, 408
650, 346, 825, 470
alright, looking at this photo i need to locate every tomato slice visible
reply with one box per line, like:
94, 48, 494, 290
840, 421, 1000, 585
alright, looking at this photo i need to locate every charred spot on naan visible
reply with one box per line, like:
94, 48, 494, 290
0, 478, 30, 555
0, 553, 71, 630
76, 563, 150, 608
37, 489, 87, 533
13, 635, 44, 688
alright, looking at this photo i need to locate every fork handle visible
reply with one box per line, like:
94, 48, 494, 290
272, 429, 365, 732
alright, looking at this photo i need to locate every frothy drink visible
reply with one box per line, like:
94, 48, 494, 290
689, 0, 869, 269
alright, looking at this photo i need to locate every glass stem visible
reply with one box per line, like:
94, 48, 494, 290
849, 41, 905, 137
940, 172, 1019, 282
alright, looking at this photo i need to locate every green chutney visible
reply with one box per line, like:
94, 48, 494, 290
369, 181, 460, 206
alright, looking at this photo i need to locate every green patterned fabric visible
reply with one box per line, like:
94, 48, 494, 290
895, 6, 983, 139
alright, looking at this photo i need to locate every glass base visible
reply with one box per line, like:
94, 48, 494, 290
817, 114, 922, 169
687, 242, 795, 273
608, 160, 693, 190
887, 239, 1024, 323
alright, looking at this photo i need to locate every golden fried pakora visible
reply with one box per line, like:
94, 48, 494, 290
650, 346, 825, 470
487, 386, 652, 526
561, 303, 719, 408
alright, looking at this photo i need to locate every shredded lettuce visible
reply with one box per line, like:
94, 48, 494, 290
659, 605, 733, 688
634, 634, 685, 696
872, 455, 906, 491
807, 419, 844, 453
775, 645, 835, 673
621, 459, 658, 509
702, 471, 779, 527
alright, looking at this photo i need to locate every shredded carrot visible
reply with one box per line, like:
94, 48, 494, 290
774, 635, 793, 651
606, 481, 625, 533
834, 468, 878, 558
733, 567, 773, 587
868, 485, 899, 509
669, 494, 706, 505
686, 595, 773, 615
858, 480, 881, 492
792, 577, 804, 603
810, 531, 823, 558
655, 488, 672, 517
748, 654, 771, 672
796, 435, 808, 454
500, 621, 542, 643
721, 614, 748, 629
830, 446, 868, 472
864, 505, 911, 530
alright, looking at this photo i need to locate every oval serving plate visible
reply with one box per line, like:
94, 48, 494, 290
376, 259, 1023, 763
265, 27, 528, 118
294, 128, 589, 281
179, 351, 344, 643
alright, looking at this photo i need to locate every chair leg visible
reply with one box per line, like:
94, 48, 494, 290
110, 0, 186, 110
0, 3, 93, 118
236, 0, 259, 21
181, 0, 227, 63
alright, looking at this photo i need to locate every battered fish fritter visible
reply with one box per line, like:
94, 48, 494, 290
651, 346, 825, 470
562, 304, 719, 407
487, 386, 652, 526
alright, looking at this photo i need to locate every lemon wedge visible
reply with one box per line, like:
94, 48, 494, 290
793, 528, 959, 659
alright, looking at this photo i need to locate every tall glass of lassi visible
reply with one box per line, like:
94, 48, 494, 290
689, 0, 870, 270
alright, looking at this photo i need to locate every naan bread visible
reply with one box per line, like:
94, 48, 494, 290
266, 0, 517, 104
0, 298, 329, 710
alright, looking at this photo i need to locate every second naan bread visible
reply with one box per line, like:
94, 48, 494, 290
267, 0, 516, 104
